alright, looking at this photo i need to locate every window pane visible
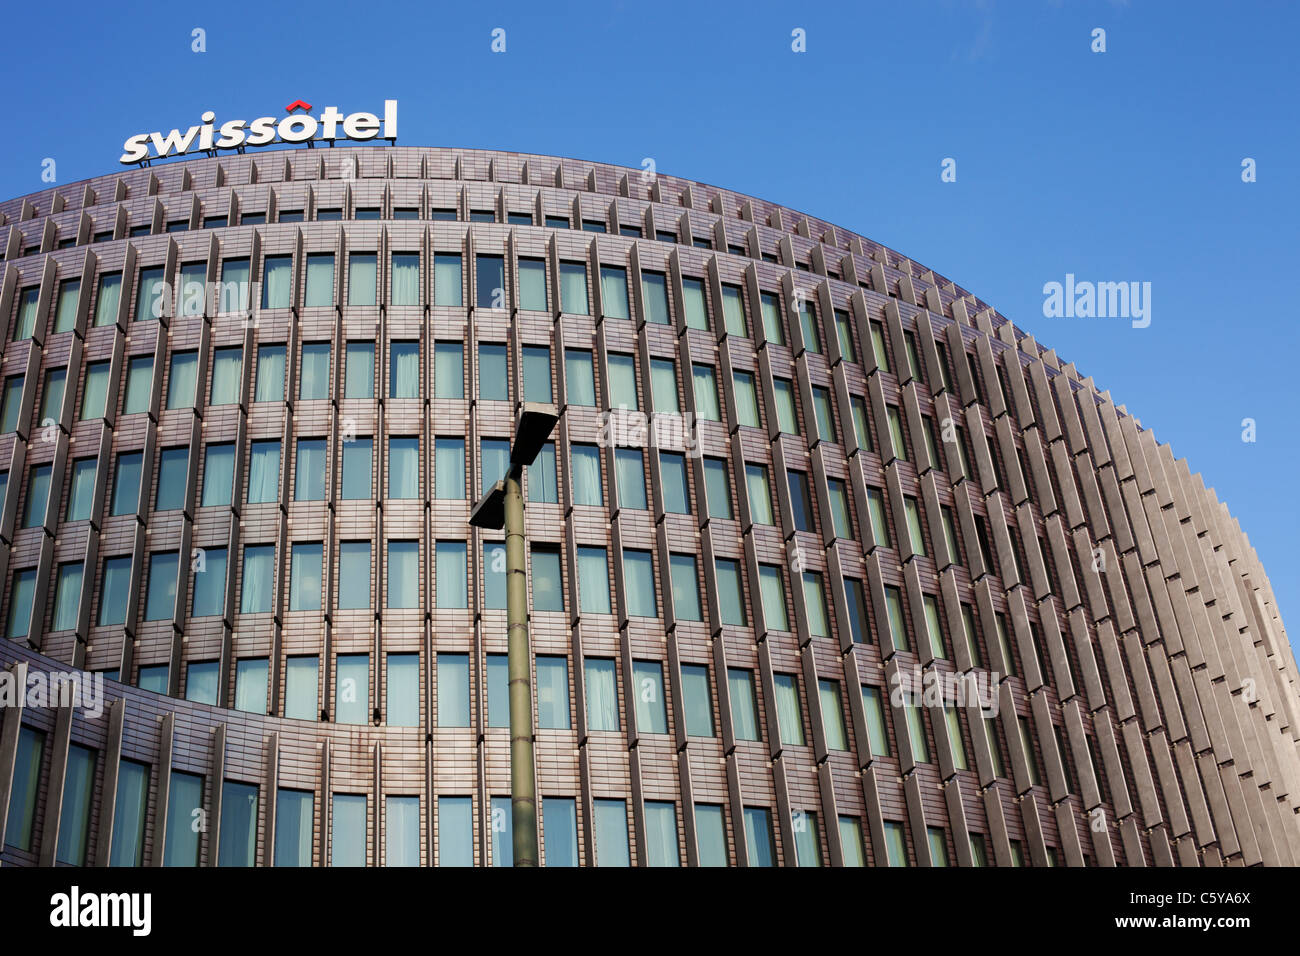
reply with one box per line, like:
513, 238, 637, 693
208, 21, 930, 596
518, 258, 548, 312
480, 439, 509, 494
812, 387, 836, 442
55, 744, 96, 865
434, 541, 466, 608
290, 543, 323, 611
388, 436, 420, 498
884, 820, 909, 866
192, 547, 227, 618
632, 660, 668, 734
331, 794, 367, 867
437, 654, 470, 726
787, 470, 813, 532
721, 285, 746, 337
335, 654, 370, 725
94, 274, 122, 326
681, 278, 708, 329
163, 771, 204, 866
819, 679, 848, 750
527, 441, 558, 503
478, 344, 507, 400
304, 254, 335, 307
387, 653, 420, 727
391, 253, 420, 306
144, 552, 179, 621
745, 464, 773, 525
275, 790, 314, 866
728, 668, 760, 741
681, 664, 714, 737
614, 449, 646, 510
5, 569, 35, 637
542, 797, 579, 867
262, 257, 292, 309
594, 799, 630, 866
347, 253, 377, 306
885, 585, 909, 650
758, 564, 788, 631
715, 558, 746, 626
565, 349, 595, 405
338, 541, 371, 610
773, 379, 797, 434
344, 342, 374, 399
733, 371, 760, 427
559, 262, 588, 315
669, 554, 700, 622
185, 661, 219, 705
341, 438, 372, 500
599, 265, 629, 319
644, 801, 680, 867
570, 444, 602, 506
650, 358, 678, 412
52, 562, 84, 631
109, 759, 149, 866
695, 804, 728, 866
522, 345, 552, 403
491, 796, 513, 867
774, 673, 805, 746
434, 254, 462, 306
486, 653, 508, 726
531, 548, 564, 613
434, 438, 465, 499
576, 547, 610, 615
111, 451, 142, 516
623, 550, 657, 618
434, 342, 463, 399
201, 443, 236, 507
802, 571, 829, 637
759, 292, 784, 344
390, 342, 420, 398
607, 354, 638, 409
299, 343, 331, 400
80, 364, 108, 420
135, 267, 166, 323
585, 658, 619, 731
284, 656, 318, 721
743, 807, 776, 867
536, 656, 570, 729
98, 556, 132, 626
234, 657, 268, 714
123, 355, 153, 415
209, 347, 242, 406
793, 810, 821, 867
23, 464, 51, 528
390, 540, 421, 609
692, 364, 720, 420
701, 458, 732, 520
660, 452, 690, 514
168, 351, 199, 408
436, 796, 471, 867
239, 545, 274, 614
641, 271, 670, 325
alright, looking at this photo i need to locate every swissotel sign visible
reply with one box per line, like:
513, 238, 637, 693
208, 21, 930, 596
119, 99, 398, 165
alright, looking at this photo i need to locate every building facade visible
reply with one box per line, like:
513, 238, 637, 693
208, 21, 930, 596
0, 146, 1296, 867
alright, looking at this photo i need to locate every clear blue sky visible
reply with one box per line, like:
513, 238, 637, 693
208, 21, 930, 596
1, 0, 1295, 647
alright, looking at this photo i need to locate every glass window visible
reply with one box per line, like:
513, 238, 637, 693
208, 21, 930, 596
802, 571, 829, 637
134, 266, 166, 322
745, 464, 774, 525
4, 727, 43, 849
341, 438, 371, 500
793, 810, 822, 867
434, 541, 466, 608
732, 370, 760, 426
274, 789, 314, 866
437, 654, 470, 726
907, 704, 930, 762
576, 546, 610, 615
701, 457, 732, 520
331, 794, 367, 867
681, 664, 714, 737
759, 292, 784, 344
787, 470, 814, 533
798, 299, 821, 353
839, 816, 866, 867
871, 321, 891, 372
728, 668, 760, 741
565, 349, 595, 405
644, 801, 680, 867
391, 253, 420, 305
215, 781, 259, 868
344, 342, 374, 399
536, 656, 569, 729
478, 343, 508, 400
887, 405, 907, 461
721, 284, 746, 337
177, 262, 206, 317
641, 271, 670, 325
743, 807, 776, 867
594, 799, 630, 866
239, 544, 274, 614
290, 542, 322, 611
163, 771, 203, 866
334, 654, 370, 726
279, 656, 317, 722
835, 309, 857, 362
185, 661, 218, 704
518, 257, 548, 312
819, 679, 848, 750
390, 342, 420, 398
522, 345, 551, 403
191, 547, 227, 618
390, 540, 422, 609
138, 664, 168, 694
491, 796, 513, 867
98, 556, 132, 626
109, 759, 150, 867
209, 346, 242, 406
39, 368, 66, 424
884, 585, 909, 650
52, 562, 83, 631
570, 444, 603, 506
773, 378, 797, 434
851, 397, 871, 451
486, 653, 508, 726
434, 254, 462, 306
867, 487, 892, 547
623, 550, 657, 618
905, 496, 927, 555
812, 386, 836, 442
435, 341, 463, 399
122, 355, 153, 415
650, 359, 678, 414
338, 541, 371, 610
22, 464, 51, 528
304, 254, 335, 307
94, 273, 122, 326
261, 256, 292, 309
691, 364, 720, 420
632, 660, 668, 734
166, 350, 199, 409
660, 451, 690, 514
607, 353, 638, 409
827, 478, 853, 539
110, 451, 142, 516
542, 797, 578, 867
585, 658, 619, 731
924, 595, 947, 659
77, 364, 106, 421
483, 543, 506, 610
388, 436, 419, 499
299, 343, 330, 400
614, 448, 646, 510
234, 657, 268, 714
774, 673, 805, 746
346, 253, 377, 306
681, 277, 708, 329
0, 377, 19, 433
436, 796, 471, 867
387, 653, 420, 727
884, 820, 909, 867
599, 265, 629, 319
559, 261, 588, 315
945, 703, 968, 770
530, 547, 564, 613
715, 558, 746, 626
144, 551, 179, 621
201, 443, 236, 507
434, 438, 465, 499
66, 458, 97, 521
527, 441, 558, 503
696, 804, 728, 866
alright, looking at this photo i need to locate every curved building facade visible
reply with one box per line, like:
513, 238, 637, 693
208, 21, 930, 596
0, 146, 1295, 868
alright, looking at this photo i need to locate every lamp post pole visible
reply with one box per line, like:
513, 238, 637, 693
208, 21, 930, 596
503, 463, 538, 867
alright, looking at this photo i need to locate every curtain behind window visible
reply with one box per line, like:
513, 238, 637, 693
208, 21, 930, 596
390, 254, 419, 305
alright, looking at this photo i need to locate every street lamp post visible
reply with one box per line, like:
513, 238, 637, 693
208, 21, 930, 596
469, 402, 558, 867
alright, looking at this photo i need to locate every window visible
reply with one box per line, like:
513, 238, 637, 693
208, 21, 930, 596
871, 321, 891, 372
728, 668, 760, 741
234, 657, 268, 714
75, 364, 106, 422
299, 343, 331, 400
274, 789, 314, 866
177, 262, 206, 317
756, 564, 789, 631
0, 378, 19, 435
695, 804, 728, 866
344, 342, 374, 399
98, 556, 132, 626
527, 441, 558, 503
23, 464, 51, 528
436, 796, 470, 867
186, 661, 219, 704
482, 435, 507, 496
110, 451, 142, 516
745, 464, 774, 525
4, 727, 43, 851
698, 457, 732, 521
715, 558, 747, 626
542, 797, 578, 867
390, 342, 420, 398
530, 547, 564, 612
52, 562, 83, 631
759, 292, 784, 344
969, 832, 989, 867
390, 252, 420, 305
623, 550, 657, 618
961, 604, 982, 666
491, 796, 513, 866
290, 542, 322, 611
340, 438, 371, 500
906, 703, 930, 762
522, 345, 551, 403
40, 368, 66, 423
486, 654, 508, 726
905, 496, 927, 556
559, 261, 588, 315
388, 436, 419, 499
650, 358, 678, 412
138, 665, 168, 694
819, 679, 848, 750
519, 258, 548, 311
946, 704, 969, 770
109, 759, 150, 867
585, 658, 619, 731
774, 673, 805, 746
134, 266, 166, 322
536, 656, 570, 729
565, 349, 595, 405
215, 781, 259, 868
331, 794, 367, 867
434, 341, 463, 399
797, 299, 821, 353
570, 444, 603, 506
660, 451, 690, 514
787, 470, 814, 533
387, 653, 420, 727
164, 771, 204, 866
834, 309, 857, 362
192, 547, 227, 618
812, 387, 836, 442
482, 542, 506, 610
144, 551, 179, 621
235, 544, 274, 615
681, 664, 715, 737
338, 541, 372, 610
632, 660, 668, 734
773, 378, 797, 434
5, 569, 35, 638
164, 350, 200, 409
644, 801, 680, 867
802, 571, 829, 637
122, 355, 153, 414
201, 443, 236, 507
692, 364, 720, 420
599, 265, 629, 319
887, 405, 907, 461
607, 353, 638, 409
434, 541, 466, 608
732, 370, 760, 427
92, 273, 122, 327
924, 595, 947, 659
66, 458, 97, 522
884, 585, 909, 650
721, 284, 746, 337
478, 343, 507, 400
209, 346, 242, 406
793, 810, 822, 867
304, 254, 334, 307
437, 653, 470, 726
681, 277, 708, 329
743, 807, 777, 867
576, 547, 610, 615
1019, 715, 1042, 786
391, 540, 423, 608
261, 256, 292, 309
827, 478, 853, 540
434, 438, 465, 499
641, 271, 670, 325
594, 799, 630, 866
884, 821, 909, 867
333, 654, 370, 726
614, 448, 646, 510
431, 252, 462, 304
